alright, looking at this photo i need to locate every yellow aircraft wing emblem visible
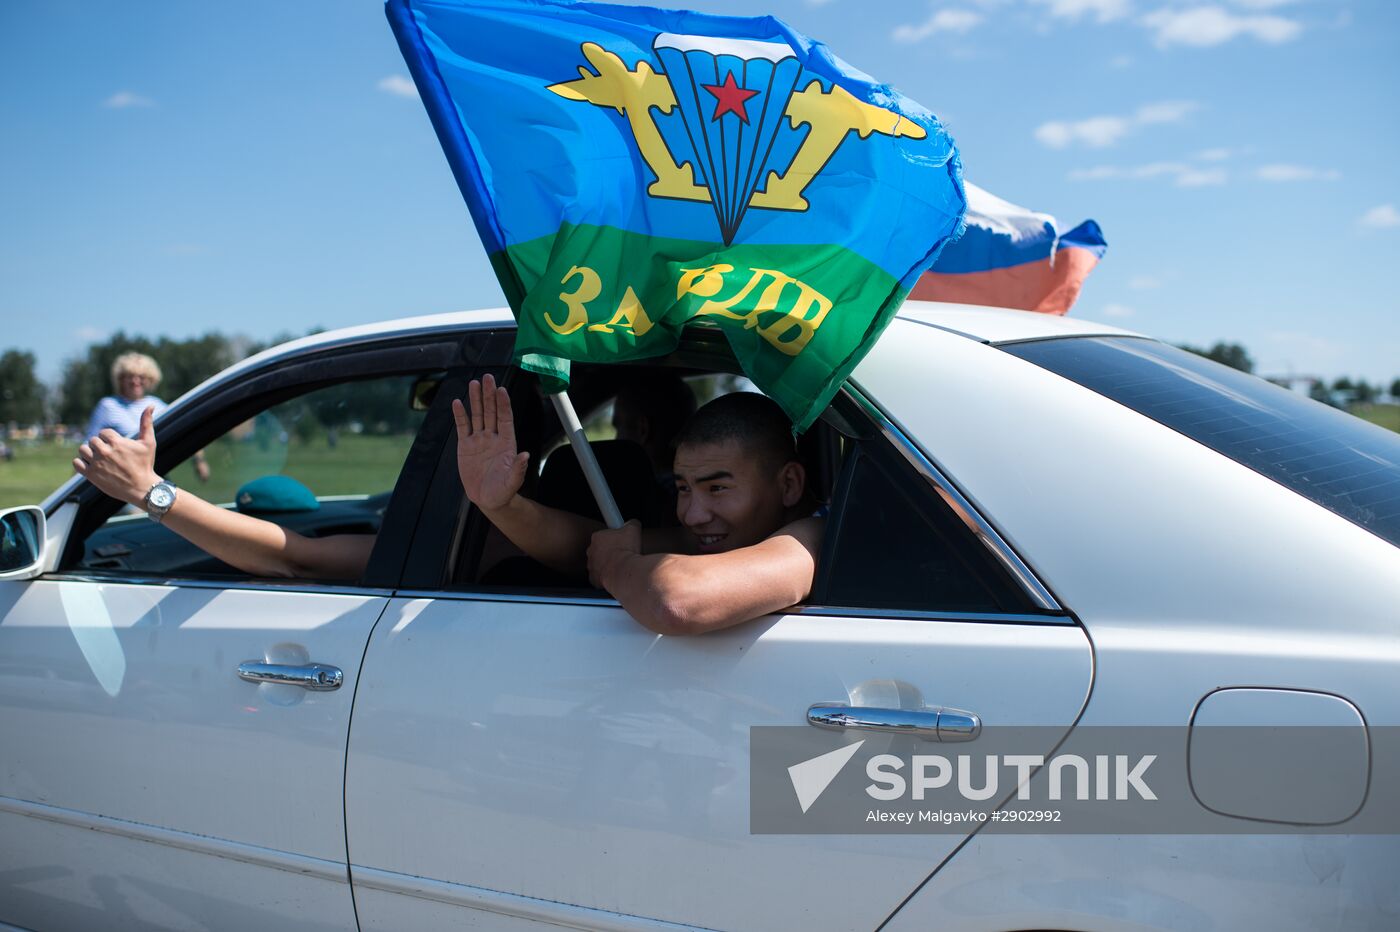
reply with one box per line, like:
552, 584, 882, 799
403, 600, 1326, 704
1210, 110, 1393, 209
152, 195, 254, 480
547, 41, 925, 215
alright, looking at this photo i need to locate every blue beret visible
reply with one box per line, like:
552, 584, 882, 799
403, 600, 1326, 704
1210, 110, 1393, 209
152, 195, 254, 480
235, 476, 320, 514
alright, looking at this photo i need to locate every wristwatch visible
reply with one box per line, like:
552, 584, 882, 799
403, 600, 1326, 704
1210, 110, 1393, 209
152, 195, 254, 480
142, 479, 178, 523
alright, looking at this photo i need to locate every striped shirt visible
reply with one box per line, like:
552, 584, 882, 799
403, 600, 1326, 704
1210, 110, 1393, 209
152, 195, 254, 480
84, 395, 167, 440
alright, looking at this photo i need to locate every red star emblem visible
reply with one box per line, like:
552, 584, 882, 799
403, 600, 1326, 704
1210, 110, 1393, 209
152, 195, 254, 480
702, 71, 760, 124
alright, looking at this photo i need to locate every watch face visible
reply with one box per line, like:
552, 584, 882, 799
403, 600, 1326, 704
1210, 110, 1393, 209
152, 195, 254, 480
149, 486, 175, 510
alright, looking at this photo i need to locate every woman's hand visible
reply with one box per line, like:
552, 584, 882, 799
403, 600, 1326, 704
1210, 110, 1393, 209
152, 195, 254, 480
74, 405, 161, 506
452, 373, 530, 513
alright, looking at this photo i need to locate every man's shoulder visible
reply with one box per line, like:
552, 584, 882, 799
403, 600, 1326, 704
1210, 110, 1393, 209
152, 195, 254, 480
773, 514, 825, 543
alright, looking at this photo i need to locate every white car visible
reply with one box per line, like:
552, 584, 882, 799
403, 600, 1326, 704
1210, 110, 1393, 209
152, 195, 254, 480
1, 303, 1397, 932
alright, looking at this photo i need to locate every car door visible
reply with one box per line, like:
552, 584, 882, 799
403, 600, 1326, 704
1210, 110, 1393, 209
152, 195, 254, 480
342, 340, 1094, 931
0, 337, 466, 932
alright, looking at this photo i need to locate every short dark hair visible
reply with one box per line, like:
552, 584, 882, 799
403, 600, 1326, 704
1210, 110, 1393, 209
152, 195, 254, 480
675, 392, 797, 471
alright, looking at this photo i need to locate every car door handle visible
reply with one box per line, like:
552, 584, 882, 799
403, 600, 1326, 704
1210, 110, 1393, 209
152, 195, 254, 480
807, 703, 980, 742
237, 661, 343, 691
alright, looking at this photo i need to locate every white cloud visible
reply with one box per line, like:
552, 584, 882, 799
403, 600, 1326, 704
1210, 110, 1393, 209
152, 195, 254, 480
1358, 204, 1400, 230
1134, 161, 1194, 179
1067, 165, 1123, 180
104, 91, 155, 109
73, 326, 107, 343
1142, 6, 1302, 48
1255, 164, 1341, 182
1176, 167, 1227, 186
1229, 0, 1298, 9
1036, 115, 1131, 148
1109, 54, 1134, 67
893, 8, 984, 42
377, 75, 420, 99
1035, 99, 1197, 149
1032, 0, 1132, 23
1194, 147, 1234, 161
1135, 100, 1199, 124
1129, 275, 1163, 290
1069, 161, 1225, 186
1103, 303, 1137, 318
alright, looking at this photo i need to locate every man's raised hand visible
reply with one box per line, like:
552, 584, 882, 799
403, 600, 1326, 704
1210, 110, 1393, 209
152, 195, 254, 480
452, 373, 529, 512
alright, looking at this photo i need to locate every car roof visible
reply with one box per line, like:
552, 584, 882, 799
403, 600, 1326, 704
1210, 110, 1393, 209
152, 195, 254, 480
155, 300, 1147, 440
895, 301, 1141, 343
226, 301, 1141, 378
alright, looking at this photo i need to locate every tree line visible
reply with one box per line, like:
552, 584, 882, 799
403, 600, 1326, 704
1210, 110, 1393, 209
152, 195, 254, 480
0, 329, 432, 438
0, 331, 286, 430
1175, 342, 1399, 406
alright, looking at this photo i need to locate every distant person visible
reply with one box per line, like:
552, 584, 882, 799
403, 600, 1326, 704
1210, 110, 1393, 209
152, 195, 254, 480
84, 352, 208, 481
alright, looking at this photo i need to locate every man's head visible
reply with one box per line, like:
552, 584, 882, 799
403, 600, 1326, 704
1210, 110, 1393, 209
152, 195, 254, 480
671, 392, 805, 553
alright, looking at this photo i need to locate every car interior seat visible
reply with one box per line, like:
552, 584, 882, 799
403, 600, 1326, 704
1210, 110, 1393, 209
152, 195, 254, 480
475, 438, 666, 588
536, 438, 669, 526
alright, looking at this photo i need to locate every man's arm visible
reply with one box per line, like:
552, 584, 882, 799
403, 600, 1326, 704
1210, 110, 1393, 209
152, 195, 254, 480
587, 517, 823, 635
454, 373, 614, 578
75, 406, 373, 581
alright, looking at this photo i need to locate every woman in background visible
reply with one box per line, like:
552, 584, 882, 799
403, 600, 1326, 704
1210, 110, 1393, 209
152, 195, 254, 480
84, 352, 208, 481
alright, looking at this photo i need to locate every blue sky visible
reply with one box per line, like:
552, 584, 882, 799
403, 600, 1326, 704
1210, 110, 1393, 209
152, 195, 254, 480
2, 0, 1396, 386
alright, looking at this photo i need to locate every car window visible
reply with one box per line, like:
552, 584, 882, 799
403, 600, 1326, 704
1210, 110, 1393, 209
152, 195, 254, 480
447, 361, 1039, 616
1002, 337, 1400, 549
77, 374, 429, 579
812, 445, 1036, 613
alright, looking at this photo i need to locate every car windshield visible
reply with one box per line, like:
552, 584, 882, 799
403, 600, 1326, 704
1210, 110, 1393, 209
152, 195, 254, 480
1002, 336, 1400, 549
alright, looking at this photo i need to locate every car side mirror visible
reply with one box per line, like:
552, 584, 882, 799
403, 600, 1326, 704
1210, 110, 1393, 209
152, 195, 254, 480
0, 506, 47, 581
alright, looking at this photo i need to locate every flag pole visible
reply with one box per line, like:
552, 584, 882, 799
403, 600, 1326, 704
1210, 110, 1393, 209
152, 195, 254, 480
549, 392, 624, 529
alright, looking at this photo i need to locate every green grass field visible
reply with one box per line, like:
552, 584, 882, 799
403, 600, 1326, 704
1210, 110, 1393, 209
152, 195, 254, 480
0, 442, 78, 511
1, 433, 418, 511
1352, 402, 1400, 433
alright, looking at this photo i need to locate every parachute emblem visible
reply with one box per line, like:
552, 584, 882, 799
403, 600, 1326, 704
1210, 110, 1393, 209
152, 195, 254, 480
548, 34, 927, 245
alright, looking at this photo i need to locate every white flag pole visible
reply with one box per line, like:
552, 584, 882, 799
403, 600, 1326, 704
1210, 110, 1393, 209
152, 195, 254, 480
549, 391, 625, 529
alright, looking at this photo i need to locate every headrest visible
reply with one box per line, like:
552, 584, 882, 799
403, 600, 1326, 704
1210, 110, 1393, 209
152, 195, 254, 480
236, 476, 320, 514
537, 439, 667, 525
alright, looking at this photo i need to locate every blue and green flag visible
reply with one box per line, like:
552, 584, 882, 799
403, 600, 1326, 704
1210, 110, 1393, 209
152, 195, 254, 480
387, 0, 965, 430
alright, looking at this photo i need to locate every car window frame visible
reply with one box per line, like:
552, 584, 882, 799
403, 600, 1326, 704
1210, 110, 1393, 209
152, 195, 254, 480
804, 391, 1050, 616
55, 334, 484, 590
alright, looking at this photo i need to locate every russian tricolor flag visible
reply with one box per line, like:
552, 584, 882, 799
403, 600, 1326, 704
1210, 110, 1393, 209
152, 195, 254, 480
912, 182, 1107, 315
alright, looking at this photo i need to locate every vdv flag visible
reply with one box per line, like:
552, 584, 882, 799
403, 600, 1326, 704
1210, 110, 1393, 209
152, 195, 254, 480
912, 182, 1107, 315
387, 0, 965, 430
